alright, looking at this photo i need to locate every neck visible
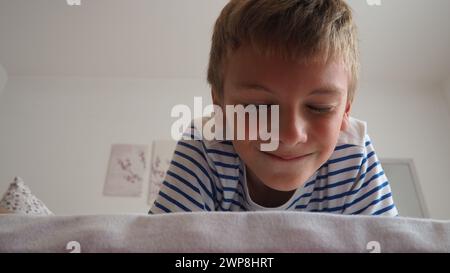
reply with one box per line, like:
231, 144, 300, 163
246, 167, 296, 208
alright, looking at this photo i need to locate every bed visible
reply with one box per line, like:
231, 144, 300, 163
1, 211, 449, 253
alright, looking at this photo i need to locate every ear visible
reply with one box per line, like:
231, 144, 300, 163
340, 101, 352, 131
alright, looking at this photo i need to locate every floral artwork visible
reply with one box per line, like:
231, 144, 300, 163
148, 140, 176, 205
103, 144, 149, 197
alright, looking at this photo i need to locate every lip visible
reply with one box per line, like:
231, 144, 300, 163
264, 152, 312, 161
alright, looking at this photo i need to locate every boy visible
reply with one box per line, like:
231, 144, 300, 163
149, 0, 398, 216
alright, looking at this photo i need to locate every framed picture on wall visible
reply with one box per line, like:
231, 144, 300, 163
147, 140, 177, 206
103, 144, 149, 197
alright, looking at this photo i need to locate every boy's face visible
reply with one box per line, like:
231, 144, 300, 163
214, 45, 351, 192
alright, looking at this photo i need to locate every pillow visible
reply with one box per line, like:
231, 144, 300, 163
0, 177, 53, 215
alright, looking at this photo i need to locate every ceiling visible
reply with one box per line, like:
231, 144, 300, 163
0, 0, 449, 85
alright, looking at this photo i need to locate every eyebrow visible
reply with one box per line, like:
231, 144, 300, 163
235, 82, 345, 96
309, 86, 344, 96
234, 83, 274, 94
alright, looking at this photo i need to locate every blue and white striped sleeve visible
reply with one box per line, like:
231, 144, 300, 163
149, 138, 217, 214
342, 136, 398, 216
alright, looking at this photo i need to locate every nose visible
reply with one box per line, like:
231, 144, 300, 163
278, 106, 308, 147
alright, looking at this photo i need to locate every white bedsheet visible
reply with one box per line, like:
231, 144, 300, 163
0, 211, 449, 252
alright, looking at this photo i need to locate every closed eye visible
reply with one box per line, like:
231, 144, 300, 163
307, 105, 335, 113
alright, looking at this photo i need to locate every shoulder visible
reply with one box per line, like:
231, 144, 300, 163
324, 117, 380, 175
325, 117, 375, 166
336, 116, 368, 148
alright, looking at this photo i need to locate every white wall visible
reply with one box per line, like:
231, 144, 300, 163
445, 79, 450, 115
352, 81, 450, 220
0, 64, 7, 99
1, 76, 450, 219
0, 76, 211, 215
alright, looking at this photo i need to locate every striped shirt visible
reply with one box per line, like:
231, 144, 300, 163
149, 116, 398, 216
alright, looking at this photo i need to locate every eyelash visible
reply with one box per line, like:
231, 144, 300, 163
307, 105, 334, 114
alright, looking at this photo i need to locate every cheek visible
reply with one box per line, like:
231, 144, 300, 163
310, 115, 343, 150
222, 103, 264, 142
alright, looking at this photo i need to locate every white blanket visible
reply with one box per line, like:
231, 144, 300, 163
0, 211, 449, 252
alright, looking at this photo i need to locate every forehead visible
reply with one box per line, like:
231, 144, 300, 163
224, 45, 349, 97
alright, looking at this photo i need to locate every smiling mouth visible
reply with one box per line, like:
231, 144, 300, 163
263, 152, 312, 161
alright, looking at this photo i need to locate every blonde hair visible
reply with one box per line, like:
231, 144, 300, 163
207, 0, 359, 103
